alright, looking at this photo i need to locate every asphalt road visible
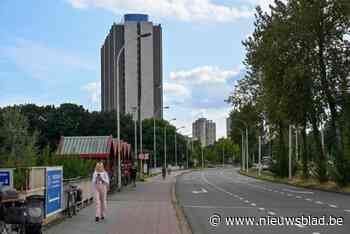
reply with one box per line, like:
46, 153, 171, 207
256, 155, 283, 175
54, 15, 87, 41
176, 167, 350, 234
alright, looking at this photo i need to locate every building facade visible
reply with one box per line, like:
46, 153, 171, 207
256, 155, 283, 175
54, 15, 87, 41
101, 14, 163, 120
192, 118, 216, 147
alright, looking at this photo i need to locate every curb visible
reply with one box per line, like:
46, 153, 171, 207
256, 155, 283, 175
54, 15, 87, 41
239, 171, 350, 196
171, 170, 193, 234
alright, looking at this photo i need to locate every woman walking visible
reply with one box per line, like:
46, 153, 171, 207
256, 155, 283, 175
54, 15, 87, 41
92, 162, 109, 222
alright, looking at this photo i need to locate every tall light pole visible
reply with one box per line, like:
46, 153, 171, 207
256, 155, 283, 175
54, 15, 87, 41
164, 118, 176, 169
132, 107, 138, 161
238, 128, 244, 171
175, 126, 185, 167
114, 32, 151, 190
154, 104, 168, 169
258, 135, 262, 176
232, 119, 248, 172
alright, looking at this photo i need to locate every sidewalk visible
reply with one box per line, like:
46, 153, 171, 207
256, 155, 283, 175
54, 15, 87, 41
44, 171, 185, 234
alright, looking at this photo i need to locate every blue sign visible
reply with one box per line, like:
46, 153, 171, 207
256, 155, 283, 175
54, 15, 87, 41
0, 171, 10, 186
46, 168, 63, 216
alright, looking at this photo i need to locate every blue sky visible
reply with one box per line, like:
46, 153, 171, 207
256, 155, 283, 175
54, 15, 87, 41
0, 0, 273, 138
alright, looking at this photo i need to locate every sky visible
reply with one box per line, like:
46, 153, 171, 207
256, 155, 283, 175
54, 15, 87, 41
0, 0, 275, 139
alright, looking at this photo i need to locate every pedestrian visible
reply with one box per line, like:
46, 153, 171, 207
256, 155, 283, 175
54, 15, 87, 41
92, 162, 110, 223
131, 163, 137, 187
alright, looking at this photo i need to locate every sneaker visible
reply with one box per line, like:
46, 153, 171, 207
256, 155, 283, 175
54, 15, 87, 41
101, 216, 105, 220
95, 217, 100, 222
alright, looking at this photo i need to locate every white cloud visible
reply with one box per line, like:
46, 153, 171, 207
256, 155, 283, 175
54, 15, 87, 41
164, 82, 190, 97
66, 0, 254, 23
245, 0, 287, 12
164, 65, 243, 139
81, 81, 101, 103
170, 66, 240, 84
0, 39, 96, 80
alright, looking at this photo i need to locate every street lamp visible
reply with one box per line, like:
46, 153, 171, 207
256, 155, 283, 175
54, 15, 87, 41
232, 119, 249, 172
175, 126, 185, 167
131, 107, 138, 161
164, 118, 176, 169
154, 105, 168, 169
114, 32, 151, 191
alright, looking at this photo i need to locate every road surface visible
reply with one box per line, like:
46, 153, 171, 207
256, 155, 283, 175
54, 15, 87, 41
176, 168, 350, 234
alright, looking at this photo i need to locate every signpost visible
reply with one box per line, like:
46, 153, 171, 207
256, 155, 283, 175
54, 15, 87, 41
0, 169, 14, 187
45, 167, 63, 217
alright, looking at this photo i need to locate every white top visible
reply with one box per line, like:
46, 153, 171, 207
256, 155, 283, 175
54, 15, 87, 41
92, 171, 110, 189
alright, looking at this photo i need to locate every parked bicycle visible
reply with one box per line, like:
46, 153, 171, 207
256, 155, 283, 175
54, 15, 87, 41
0, 186, 43, 234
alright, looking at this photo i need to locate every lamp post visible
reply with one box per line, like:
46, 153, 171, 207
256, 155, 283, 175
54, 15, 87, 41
132, 107, 138, 161
164, 118, 176, 169
237, 128, 245, 172
175, 126, 185, 167
114, 32, 151, 190
232, 119, 248, 172
154, 104, 168, 169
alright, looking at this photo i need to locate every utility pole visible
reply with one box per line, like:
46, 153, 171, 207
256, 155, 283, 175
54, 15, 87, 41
241, 131, 245, 171
258, 136, 261, 176
246, 128, 249, 173
289, 125, 292, 180
175, 132, 177, 167
295, 127, 299, 161
222, 143, 225, 167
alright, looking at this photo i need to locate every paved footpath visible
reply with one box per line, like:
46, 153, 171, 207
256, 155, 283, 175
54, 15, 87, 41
45, 171, 185, 234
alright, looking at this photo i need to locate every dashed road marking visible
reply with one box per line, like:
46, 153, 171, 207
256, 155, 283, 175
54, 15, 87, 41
251, 203, 256, 206
306, 198, 312, 201
329, 204, 338, 208
295, 224, 305, 228
244, 200, 250, 203
296, 196, 302, 199
258, 207, 265, 211
315, 201, 324, 205
344, 209, 350, 213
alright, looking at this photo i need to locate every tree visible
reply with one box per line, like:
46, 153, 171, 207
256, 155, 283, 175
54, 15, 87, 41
0, 107, 38, 168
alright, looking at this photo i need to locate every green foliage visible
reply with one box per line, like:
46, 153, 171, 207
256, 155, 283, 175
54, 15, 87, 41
228, 0, 350, 184
0, 107, 38, 168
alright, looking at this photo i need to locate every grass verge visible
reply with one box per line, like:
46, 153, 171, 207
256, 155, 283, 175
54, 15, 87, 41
240, 168, 350, 195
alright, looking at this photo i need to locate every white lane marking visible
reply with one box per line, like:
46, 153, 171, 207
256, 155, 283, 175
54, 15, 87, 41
287, 193, 292, 197
306, 198, 312, 201
267, 211, 276, 216
183, 205, 257, 209
295, 224, 306, 228
329, 204, 338, 208
313, 232, 321, 234
251, 203, 256, 206
258, 207, 265, 211
282, 188, 314, 194
345, 209, 350, 213
280, 192, 285, 194
315, 201, 324, 205
244, 200, 250, 203
192, 188, 208, 194
296, 196, 302, 199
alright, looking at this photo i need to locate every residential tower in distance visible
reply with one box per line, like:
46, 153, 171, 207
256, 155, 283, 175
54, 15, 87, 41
192, 118, 216, 147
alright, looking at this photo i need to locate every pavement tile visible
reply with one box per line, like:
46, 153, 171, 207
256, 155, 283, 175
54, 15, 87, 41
44, 171, 185, 234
